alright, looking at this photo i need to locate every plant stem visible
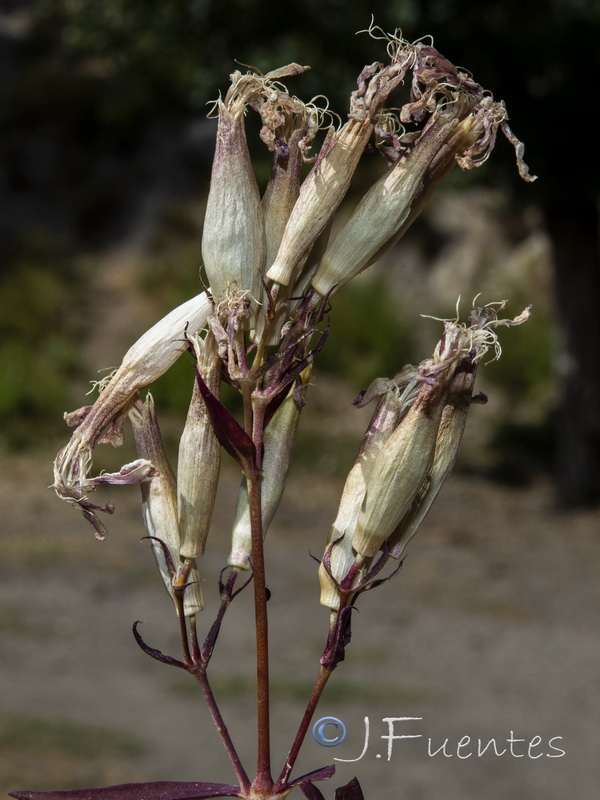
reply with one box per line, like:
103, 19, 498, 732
178, 608, 193, 667
242, 383, 254, 441
274, 664, 334, 791
192, 667, 251, 794
188, 574, 250, 791
248, 398, 273, 794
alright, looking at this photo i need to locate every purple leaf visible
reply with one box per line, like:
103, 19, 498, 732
289, 764, 335, 788
132, 621, 187, 670
287, 764, 335, 800
298, 782, 327, 800
194, 368, 257, 477
9, 781, 242, 800
334, 777, 365, 800
141, 536, 177, 578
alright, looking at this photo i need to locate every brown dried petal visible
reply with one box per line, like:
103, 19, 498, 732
86, 459, 157, 489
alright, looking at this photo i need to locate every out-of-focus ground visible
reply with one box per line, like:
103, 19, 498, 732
2, 396, 600, 799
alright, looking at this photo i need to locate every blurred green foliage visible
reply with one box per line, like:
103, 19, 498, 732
318, 278, 417, 390
0, 713, 144, 758
481, 295, 557, 482
484, 302, 555, 412
0, 232, 83, 449
36, 0, 419, 112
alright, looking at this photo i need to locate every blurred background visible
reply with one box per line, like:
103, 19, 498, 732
1, 0, 599, 500
1, 1, 599, 799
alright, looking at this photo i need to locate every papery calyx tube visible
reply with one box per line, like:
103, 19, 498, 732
253, 77, 321, 343
258, 73, 319, 271
320, 301, 531, 609
265, 36, 417, 290
352, 301, 531, 559
202, 73, 265, 322
318, 372, 415, 610
202, 65, 312, 327
130, 395, 204, 617
311, 41, 536, 300
177, 332, 222, 559
53, 292, 212, 539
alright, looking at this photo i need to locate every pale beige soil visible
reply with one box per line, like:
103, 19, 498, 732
1, 439, 599, 800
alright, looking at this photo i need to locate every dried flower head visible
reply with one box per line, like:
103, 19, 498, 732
352, 300, 531, 558
53, 292, 212, 538
321, 301, 531, 608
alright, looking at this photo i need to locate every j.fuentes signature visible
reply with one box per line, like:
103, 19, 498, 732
312, 716, 565, 762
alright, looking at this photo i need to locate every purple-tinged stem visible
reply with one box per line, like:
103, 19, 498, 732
247, 397, 273, 795
184, 573, 248, 789
190, 614, 202, 664
247, 471, 273, 793
276, 598, 354, 790
178, 612, 193, 667
173, 582, 193, 667
192, 666, 251, 794
274, 664, 334, 792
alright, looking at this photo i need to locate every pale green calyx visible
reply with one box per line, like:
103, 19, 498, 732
351, 301, 532, 560
129, 395, 204, 617
177, 332, 222, 559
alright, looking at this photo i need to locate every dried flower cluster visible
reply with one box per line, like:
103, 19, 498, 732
41, 25, 534, 800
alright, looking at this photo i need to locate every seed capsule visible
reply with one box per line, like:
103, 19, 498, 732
130, 395, 204, 617
351, 377, 448, 559
266, 52, 415, 289
386, 357, 478, 560
311, 117, 458, 298
177, 333, 221, 559
202, 93, 265, 322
